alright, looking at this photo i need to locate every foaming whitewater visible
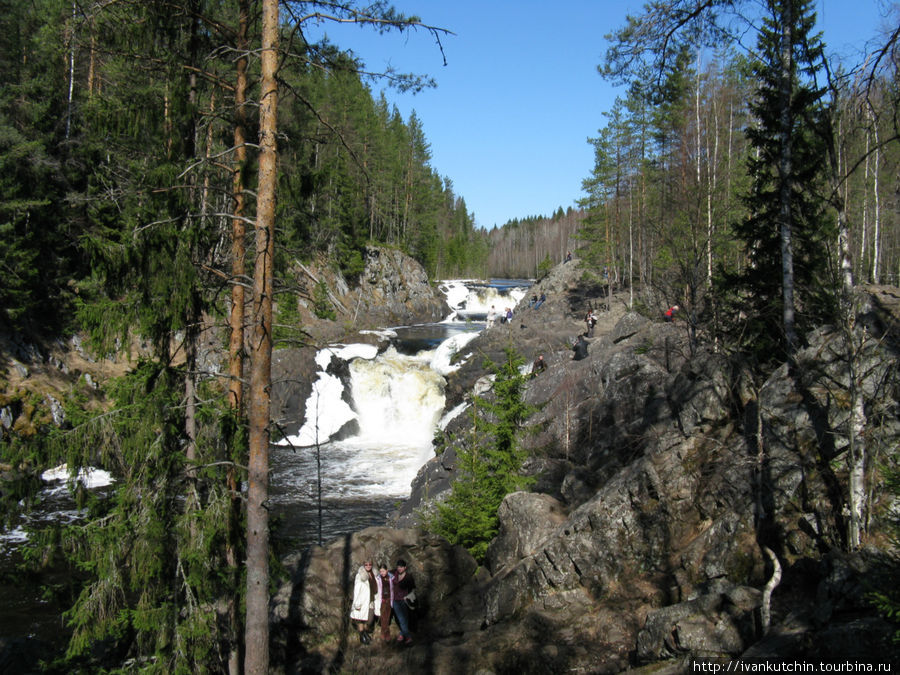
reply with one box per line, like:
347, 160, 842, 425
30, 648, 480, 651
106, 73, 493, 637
270, 328, 479, 546
270, 278, 530, 547
283, 344, 379, 448
438, 279, 530, 320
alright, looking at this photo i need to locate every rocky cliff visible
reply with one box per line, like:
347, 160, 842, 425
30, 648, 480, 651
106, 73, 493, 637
0, 246, 448, 444
270, 261, 900, 673
269, 246, 449, 437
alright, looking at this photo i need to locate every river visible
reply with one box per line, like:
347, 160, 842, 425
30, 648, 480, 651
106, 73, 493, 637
0, 278, 530, 653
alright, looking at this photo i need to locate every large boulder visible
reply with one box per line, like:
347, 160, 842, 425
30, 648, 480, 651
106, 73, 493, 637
484, 491, 568, 575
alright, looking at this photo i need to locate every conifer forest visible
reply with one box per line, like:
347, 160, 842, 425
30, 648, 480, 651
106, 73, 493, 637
1, 0, 899, 672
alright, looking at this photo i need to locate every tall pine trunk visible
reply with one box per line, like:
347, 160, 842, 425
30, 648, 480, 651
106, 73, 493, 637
227, 2, 249, 672
244, 0, 279, 671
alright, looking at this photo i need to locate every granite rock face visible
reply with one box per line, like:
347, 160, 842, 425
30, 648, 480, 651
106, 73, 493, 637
269, 246, 450, 436
352, 246, 448, 325
269, 265, 900, 672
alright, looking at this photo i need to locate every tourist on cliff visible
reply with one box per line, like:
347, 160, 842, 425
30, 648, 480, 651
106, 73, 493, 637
572, 334, 589, 361
585, 309, 597, 337
533, 293, 546, 309
665, 305, 680, 322
531, 354, 547, 378
390, 558, 416, 645
350, 559, 377, 644
376, 562, 393, 642
486, 305, 498, 328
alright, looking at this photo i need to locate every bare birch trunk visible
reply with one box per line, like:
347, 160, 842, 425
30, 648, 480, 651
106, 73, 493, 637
65, 1, 76, 140
761, 546, 782, 635
868, 102, 882, 283
862, 120, 869, 274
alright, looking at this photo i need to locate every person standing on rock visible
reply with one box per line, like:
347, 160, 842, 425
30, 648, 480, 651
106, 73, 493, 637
350, 559, 377, 644
390, 558, 416, 645
585, 309, 597, 337
376, 562, 393, 642
486, 305, 498, 328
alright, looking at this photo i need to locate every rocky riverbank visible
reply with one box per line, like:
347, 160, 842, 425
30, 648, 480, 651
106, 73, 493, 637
3, 250, 899, 673
269, 259, 900, 673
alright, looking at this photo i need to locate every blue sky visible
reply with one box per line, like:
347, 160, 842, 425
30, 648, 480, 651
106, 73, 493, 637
305, 1, 896, 230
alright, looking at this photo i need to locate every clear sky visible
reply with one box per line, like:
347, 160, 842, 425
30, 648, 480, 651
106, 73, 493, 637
305, 1, 896, 230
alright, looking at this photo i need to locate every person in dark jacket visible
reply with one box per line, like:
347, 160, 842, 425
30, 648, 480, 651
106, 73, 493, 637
376, 562, 393, 642
390, 559, 416, 645
572, 334, 588, 361
531, 354, 547, 378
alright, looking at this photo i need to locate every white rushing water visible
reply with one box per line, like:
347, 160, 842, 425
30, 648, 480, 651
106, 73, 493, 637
0, 464, 115, 548
438, 279, 529, 320
270, 279, 531, 544
273, 335, 478, 501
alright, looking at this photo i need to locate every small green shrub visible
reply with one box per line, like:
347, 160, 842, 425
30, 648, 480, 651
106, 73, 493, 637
312, 281, 336, 321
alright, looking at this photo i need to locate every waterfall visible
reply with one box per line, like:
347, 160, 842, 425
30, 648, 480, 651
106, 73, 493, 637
269, 278, 529, 546
438, 279, 529, 321
348, 348, 446, 446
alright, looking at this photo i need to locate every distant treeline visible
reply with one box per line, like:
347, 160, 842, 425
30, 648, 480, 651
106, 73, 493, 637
480, 208, 586, 279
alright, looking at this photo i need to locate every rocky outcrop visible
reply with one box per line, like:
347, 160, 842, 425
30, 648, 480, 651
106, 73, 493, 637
272, 260, 900, 671
351, 246, 448, 325
269, 526, 484, 674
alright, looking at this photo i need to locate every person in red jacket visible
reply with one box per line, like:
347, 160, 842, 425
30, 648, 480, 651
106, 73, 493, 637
665, 305, 680, 322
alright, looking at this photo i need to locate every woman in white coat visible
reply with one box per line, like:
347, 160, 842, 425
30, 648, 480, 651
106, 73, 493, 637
350, 560, 377, 644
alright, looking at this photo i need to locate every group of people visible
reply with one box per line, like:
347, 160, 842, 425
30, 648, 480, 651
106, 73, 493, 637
486, 305, 514, 328
350, 558, 417, 646
529, 293, 547, 309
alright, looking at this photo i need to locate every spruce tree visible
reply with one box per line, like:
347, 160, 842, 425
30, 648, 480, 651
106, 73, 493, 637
726, 0, 834, 359
428, 347, 535, 563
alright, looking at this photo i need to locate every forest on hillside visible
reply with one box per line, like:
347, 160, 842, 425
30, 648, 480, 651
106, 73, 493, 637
0, 0, 488, 340
487, 7, 900, 300
0, 2, 490, 672
573, 1, 899, 364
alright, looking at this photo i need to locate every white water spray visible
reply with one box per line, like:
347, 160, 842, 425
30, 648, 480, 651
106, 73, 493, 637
438, 279, 529, 321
